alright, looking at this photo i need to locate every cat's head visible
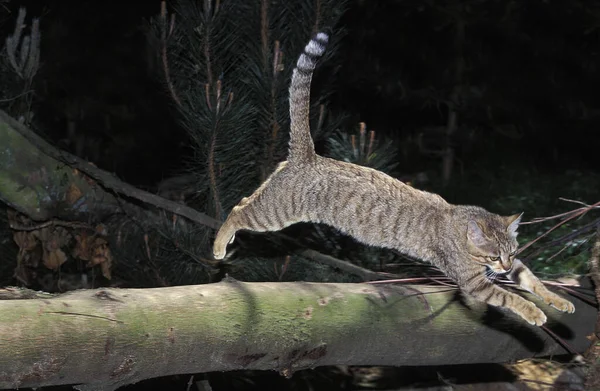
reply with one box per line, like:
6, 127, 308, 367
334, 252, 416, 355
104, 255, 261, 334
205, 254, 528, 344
466, 212, 522, 273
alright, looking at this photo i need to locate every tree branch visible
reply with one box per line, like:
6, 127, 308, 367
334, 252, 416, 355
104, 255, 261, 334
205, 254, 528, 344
0, 280, 595, 390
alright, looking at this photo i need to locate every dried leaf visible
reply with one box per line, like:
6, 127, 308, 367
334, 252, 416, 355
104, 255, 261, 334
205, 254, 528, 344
13, 231, 37, 251
66, 183, 83, 204
72, 233, 113, 279
89, 238, 108, 266
100, 258, 112, 280
72, 233, 89, 260
95, 224, 108, 236
36, 227, 72, 271
43, 248, 67, 270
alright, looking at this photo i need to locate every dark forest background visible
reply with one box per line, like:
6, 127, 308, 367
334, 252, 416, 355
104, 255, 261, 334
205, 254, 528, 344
2, 0, 599, 182
0, 0, 599, 390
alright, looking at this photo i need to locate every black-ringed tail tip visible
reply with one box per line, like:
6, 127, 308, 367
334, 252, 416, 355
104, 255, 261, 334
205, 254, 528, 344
307, 32, 329, 55
296, 33, 329, 69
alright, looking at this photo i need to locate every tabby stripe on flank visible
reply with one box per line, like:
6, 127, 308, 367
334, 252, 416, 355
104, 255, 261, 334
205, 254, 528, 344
500, 295, 507, 307
273, 199, 286, 226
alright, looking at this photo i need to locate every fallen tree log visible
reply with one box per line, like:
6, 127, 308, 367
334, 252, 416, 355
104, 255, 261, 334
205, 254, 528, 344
0, 280, 596, 390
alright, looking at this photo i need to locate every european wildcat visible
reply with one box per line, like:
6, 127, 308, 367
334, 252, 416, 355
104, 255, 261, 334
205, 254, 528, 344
213, 32, 575, 326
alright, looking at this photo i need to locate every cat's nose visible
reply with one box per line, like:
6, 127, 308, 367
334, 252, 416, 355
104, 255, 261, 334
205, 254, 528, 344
499, 255, 511, 271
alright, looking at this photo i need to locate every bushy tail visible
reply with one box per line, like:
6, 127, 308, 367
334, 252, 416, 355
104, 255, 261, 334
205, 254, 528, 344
288, 32, 329, 164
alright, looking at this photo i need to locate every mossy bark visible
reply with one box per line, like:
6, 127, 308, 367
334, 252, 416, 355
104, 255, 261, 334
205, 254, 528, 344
0, 109, 222, 230
0, 110, 122, 222
0, 281, 595, 390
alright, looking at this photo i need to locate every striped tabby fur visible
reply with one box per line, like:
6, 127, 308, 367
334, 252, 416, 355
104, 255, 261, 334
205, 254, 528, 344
213, 32, 574, 326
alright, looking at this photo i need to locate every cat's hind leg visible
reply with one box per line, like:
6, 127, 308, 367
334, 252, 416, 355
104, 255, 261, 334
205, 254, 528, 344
213, 213, 240, 260
213, 193, 300, 259
213, 202, 255, 260
212, 200, 292, 259
213, 163, 299, 259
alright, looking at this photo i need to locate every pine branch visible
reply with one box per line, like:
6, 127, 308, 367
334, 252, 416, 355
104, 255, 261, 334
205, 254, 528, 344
4, 7, 39, 81
146, 0, 350, 281
326, 121, 400, 175
158, 1, 181, 107
4, 7, 25, 77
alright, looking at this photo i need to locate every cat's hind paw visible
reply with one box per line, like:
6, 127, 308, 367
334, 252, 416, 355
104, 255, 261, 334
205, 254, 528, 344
213, 236, 232, 260
213, 226, 236, 260
213, 245, 227, 260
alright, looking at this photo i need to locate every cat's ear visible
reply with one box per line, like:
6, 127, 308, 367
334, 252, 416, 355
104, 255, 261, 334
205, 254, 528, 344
505, 212, 523, 237
467, 220, 489, 247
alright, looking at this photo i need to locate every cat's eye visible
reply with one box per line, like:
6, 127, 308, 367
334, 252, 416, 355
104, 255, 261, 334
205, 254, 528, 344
489, 256, 500, 262
509, 251, 517, 257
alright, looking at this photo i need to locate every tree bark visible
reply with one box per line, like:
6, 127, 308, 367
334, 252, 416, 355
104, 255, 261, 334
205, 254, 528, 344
0, 109, 220, 229
0, 281, 595, 391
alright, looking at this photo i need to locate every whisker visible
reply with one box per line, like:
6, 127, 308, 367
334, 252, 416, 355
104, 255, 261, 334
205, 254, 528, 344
484, 269, 498, 283
472, 273, 490, 291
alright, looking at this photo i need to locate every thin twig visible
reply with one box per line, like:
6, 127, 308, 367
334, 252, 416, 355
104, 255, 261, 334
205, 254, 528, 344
299, 249, 393, 281
541, 280, 582, 288
520, 207, 585, 225
541, 324, 579, 355
550, 285, 597, 306
522, 218, 599, 260
545, 242, 572, 262
10, 219, 94, 232
0, 89, 33, 102
159, 1, 181, 107
518, 201, 600, 254
203, 0, 214, 87
367, 276, 454, 286
559, 197, 599, 208
518, 378, 564, 387
266, 41, 282, 177
186, 375, 195, 391
207, 117, 222, 220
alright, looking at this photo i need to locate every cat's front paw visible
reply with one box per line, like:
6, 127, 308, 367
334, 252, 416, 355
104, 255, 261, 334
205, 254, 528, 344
517, 302, 547, 326
546, 295, 575, 313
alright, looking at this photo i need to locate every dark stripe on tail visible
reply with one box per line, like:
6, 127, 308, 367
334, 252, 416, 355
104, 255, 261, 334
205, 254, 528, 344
288, 32, 329, 163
